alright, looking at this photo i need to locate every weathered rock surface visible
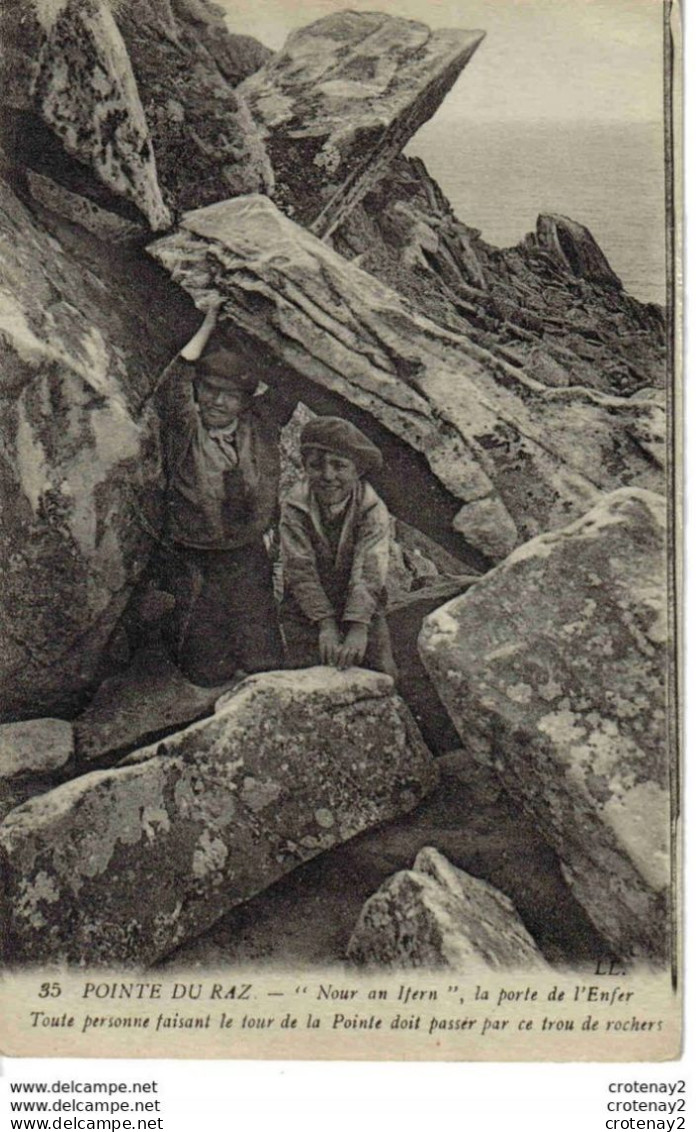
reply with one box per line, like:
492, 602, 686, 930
0, 719, 75, 824
334, 156, 666, 396
0, 174, 199, 720
0, 2, 44, 120
73, 648, 235, 764
535, 214, 623, 288
26, 170, 146, 244
1, 0, 272, 219
347, 846, 547, 970
239, 12, 484, 235
0, 720, 74, 781
33, 0, 171, 230
419, 489, 670, 960
112, 0, 273, 211
0, 669, 436, 966
150, 194, 664, 561
168, 751, 606, 970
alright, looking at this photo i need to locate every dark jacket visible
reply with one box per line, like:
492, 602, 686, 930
157, 358, 280, 550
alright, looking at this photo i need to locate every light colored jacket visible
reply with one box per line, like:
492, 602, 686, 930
280, 479, 390, 625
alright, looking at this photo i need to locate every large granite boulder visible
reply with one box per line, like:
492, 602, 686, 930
419, 489, 670, 961
0, 174, 199, 720
0, 669, 437, 966
347, 846, 547, 970
33, 0, 171, 230
239, 12, 484, 235
164, 750, 609, 970
150, 195, 664, 562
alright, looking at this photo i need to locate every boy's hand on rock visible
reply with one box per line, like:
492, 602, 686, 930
337, 623, 368, 670
319, 618, 341, 666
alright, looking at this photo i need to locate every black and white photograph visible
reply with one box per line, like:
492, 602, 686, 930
0, 0, 681, 1062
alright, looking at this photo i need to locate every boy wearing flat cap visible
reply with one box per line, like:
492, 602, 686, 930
153, 303, 285, 685
280, 416, 397, 677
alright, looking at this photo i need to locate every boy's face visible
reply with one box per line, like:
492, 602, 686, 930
196, 378, 249, 430
304, 448, 360, 507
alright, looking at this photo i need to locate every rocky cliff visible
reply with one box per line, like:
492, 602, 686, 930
0, 2, 672, 972
334, 155, 666, 398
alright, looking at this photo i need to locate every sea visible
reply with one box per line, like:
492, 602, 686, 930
406, 119, 667, 306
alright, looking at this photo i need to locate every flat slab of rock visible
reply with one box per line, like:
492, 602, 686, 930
26, 171, 146, 244
165, 750, 608, 971
33, 0, 171, 230
73, 649, 235, 764
0, 720, 74, 781
0, 669, 436, 966
347, 846, 547, 969
149, 195, 664, 562
419, 488, 671, 961
239, 12, 484, 234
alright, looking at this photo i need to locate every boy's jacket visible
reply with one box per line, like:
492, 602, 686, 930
280, 479, 390, 624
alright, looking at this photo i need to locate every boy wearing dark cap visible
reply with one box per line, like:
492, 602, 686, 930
153, 304, 284, 685
280, 416, 397, 677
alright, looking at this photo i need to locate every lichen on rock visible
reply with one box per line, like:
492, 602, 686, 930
0, 668, 437, 966
347, 846, 547, 970
239, 12, 484, 234
33, 0, 172, 229
419, 488, 671, 961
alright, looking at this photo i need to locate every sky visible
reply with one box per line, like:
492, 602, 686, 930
219, 0, 666, 124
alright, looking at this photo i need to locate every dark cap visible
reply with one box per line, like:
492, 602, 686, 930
300, 416, 382, 476
196, 348, 258, 394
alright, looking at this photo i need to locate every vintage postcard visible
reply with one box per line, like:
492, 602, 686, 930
0, 0, 681, 1061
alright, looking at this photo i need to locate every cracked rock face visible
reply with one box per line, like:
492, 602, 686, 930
149, 194, 664, 562
535, 214, 623, 289
112, 0, 273, 211
419, 489, 671, 961
347, 846, 547, 970
0, 668, 437, 966
0, 177, 187, 720
33, 0, 172, 230
333, 156, 666, 398
239, 12, 484, 235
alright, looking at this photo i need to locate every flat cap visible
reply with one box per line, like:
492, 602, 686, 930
300, 416, 382, 476
196, 348, 259, 393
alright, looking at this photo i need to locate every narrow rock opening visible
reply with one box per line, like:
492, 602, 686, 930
2, 109, 148, 226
